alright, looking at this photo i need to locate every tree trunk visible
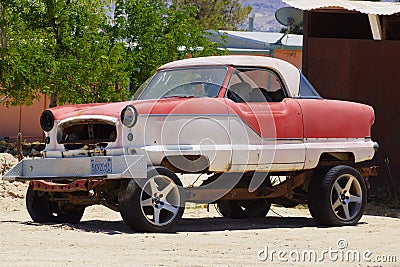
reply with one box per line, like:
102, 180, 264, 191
0, 3, 7, 49
50, 92, 57, 108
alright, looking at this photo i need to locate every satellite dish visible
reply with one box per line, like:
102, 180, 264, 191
275, 7, 303, 27
274, 7, 303, 45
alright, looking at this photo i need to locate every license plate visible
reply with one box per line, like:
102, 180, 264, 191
91, 157, 112, 175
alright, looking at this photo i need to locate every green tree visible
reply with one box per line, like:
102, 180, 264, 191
279, 24, 303, 35
0, 0, 224, 106
171, 0, 252, 30
111, 0, 225, 92
0, 0, 129, 106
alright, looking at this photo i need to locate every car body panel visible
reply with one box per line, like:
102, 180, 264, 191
298, 99, 374, 139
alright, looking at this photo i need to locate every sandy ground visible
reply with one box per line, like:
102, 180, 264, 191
1, 154, 400, 266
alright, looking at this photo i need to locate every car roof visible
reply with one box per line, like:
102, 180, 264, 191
158, 55, 301, 97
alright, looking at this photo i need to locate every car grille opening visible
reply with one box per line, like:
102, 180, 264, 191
58, 121, 117, 147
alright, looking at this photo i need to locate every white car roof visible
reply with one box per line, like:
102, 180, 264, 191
158, 55, 301, 97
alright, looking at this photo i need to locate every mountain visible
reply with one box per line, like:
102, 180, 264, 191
243, 0, 289, 32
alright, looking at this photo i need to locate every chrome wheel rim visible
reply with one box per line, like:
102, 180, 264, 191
330, 174, 363, 221
140, 175, 181, 226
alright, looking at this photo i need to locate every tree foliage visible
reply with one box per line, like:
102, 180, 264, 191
111, 0, 225, 92
0, 0, 224, 106
171, 0, 252, 30
0, 0, 129, 106
279, 24, 303, 35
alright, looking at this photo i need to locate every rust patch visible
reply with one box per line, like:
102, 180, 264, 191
31, 179, 104, 193
185, 172, 309, 203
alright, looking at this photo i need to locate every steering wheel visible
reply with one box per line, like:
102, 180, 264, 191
163, 81, 220, 98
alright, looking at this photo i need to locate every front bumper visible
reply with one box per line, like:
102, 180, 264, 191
2, 155, 147, 181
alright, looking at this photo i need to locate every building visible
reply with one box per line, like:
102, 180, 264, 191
284, 0, 400, 188
207, 30, 303, 69
0, 96, 48, 142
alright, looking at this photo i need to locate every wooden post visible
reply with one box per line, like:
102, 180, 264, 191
17, 132, 23, 162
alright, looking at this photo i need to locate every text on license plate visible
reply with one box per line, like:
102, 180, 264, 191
91, 157, 112, 175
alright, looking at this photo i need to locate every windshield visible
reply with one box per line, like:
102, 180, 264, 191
136, 66, 228, 100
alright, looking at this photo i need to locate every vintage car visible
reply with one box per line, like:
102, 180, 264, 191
4, 55, 378, 232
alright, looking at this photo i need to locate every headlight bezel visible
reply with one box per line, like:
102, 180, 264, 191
40, 110, 55, 132
121, 105, 138, 128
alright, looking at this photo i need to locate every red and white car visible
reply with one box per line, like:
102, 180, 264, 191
4, 56, 378, 232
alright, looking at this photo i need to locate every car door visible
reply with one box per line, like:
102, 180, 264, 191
225, 67, 305, 171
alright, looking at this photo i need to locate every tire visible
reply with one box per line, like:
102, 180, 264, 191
26, 185, 85, 224
308, 165, 367, 226
217, 199, 271, 219
217, 173, 272, 219
118, 166, 185, 232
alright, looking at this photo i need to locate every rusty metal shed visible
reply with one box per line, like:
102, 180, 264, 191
284, 0, 400, 188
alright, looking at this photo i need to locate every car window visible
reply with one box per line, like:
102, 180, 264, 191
298, 73, 322, 98
226, 67, 286, 103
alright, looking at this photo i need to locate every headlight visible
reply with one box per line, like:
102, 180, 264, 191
121, 105, 138, 128
40, 110, 55, 132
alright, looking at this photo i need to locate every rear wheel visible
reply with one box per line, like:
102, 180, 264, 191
217, 174, 272, 219
119, 166, 185, 232
308, 165, 367, 226
217, 199, 271, 219
26, 185, 85, 224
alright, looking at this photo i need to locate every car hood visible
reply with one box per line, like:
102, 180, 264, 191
49, 101, 132, 121
49, 98, 228, 121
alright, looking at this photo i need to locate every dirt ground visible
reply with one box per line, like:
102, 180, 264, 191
1, 154, 400, 266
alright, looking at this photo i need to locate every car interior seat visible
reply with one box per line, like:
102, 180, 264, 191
228, 82, 251, 102
267, 88, 285, 102
249, 88, 271, 102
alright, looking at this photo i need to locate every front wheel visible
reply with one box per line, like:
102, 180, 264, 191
308, 165, 367, 226
118, 166, 185, 232
26, 185, 85, 224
